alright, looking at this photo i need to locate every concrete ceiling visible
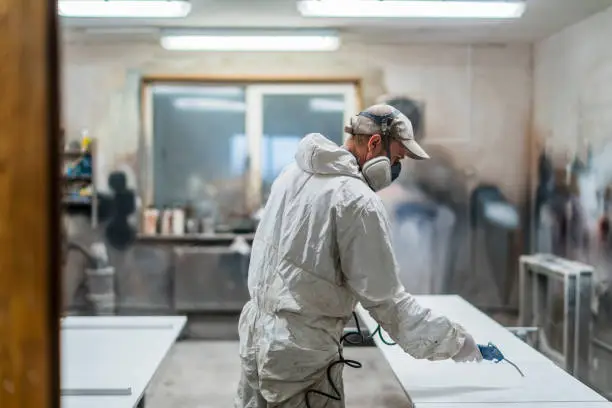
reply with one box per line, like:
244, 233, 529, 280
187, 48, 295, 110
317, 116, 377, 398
61, 0, 612, 44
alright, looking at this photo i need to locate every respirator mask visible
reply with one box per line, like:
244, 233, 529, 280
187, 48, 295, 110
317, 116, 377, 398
358, 110, 402, 192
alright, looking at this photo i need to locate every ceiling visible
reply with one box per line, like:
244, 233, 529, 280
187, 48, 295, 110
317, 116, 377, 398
62, 0, 612, 44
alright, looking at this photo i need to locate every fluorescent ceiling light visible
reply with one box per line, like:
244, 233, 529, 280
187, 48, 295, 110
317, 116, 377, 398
161, 30, 340, 51
297, 0, 526, 19
173, 98, 246, 112
58, 0, 192, 18
154, 85, 244, 96
309, 98, 345, 112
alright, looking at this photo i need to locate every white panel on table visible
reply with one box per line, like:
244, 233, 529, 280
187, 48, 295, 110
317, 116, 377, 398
392, 360, 604, 404
61, 316, 186, 408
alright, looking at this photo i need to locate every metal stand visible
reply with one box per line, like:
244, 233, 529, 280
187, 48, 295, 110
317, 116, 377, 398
519, 254, 593, 380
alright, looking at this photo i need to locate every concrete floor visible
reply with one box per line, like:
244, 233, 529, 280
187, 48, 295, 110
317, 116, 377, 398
146, 341, 409, 408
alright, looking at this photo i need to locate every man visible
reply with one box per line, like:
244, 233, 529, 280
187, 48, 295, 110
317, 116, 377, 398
236, 104, 483, 408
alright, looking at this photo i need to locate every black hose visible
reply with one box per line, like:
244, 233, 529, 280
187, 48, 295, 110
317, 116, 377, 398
344, 311, 397, 347
304, 350, 361, 407
304, 312, 396, 407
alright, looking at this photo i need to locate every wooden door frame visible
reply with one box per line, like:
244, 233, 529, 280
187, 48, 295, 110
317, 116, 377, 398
0, 0, 61, 407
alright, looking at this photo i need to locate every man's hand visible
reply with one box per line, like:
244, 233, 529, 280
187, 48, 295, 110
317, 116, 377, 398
452, 333, 483, 363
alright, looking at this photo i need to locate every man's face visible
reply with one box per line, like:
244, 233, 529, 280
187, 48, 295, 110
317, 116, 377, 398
365, 134, 409, 165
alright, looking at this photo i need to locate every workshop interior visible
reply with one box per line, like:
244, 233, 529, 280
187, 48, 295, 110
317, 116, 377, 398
3, 0, 612, 407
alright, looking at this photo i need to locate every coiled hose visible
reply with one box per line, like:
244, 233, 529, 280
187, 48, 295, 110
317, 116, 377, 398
304, 311, 396, 407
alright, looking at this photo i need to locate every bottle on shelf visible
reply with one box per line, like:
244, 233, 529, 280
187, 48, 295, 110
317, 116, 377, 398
143, 206, 160, 235
160, 206, 173, 235
80, 129, 92, 153
172, 205, 185, 236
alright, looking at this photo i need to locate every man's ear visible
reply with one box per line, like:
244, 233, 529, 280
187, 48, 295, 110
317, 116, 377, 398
367, 134, 382, 153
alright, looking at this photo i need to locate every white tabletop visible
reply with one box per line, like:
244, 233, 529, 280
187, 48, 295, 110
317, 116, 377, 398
61, 315, 187, 408
355, 295, 605, 405
60, 315, 186, 331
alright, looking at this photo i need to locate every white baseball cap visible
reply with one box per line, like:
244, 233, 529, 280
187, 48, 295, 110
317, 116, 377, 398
344, 104, 430, 160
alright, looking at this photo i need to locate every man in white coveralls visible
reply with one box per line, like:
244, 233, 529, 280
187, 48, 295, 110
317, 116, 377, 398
236, 104, 483, 408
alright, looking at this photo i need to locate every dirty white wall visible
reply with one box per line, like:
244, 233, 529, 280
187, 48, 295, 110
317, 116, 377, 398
534, 5, 612, 162
62, 40, 532, 203
533, 4, 612, 288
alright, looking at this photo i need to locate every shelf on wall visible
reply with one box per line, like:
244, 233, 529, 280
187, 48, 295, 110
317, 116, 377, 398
61, 139, 98, 227
62, 149, 90, 159
62, 197, 92, 206
63, 175, 93, 183
137, 233, 255, 246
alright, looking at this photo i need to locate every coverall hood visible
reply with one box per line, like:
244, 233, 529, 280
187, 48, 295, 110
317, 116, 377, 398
294, 133, 363, 179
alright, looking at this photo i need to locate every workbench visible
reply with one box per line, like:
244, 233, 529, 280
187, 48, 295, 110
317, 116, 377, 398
60, 315, 187, 408
356, 295, 611, 408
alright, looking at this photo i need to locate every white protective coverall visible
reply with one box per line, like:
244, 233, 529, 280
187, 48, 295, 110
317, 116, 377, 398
236, 133, 469, 408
